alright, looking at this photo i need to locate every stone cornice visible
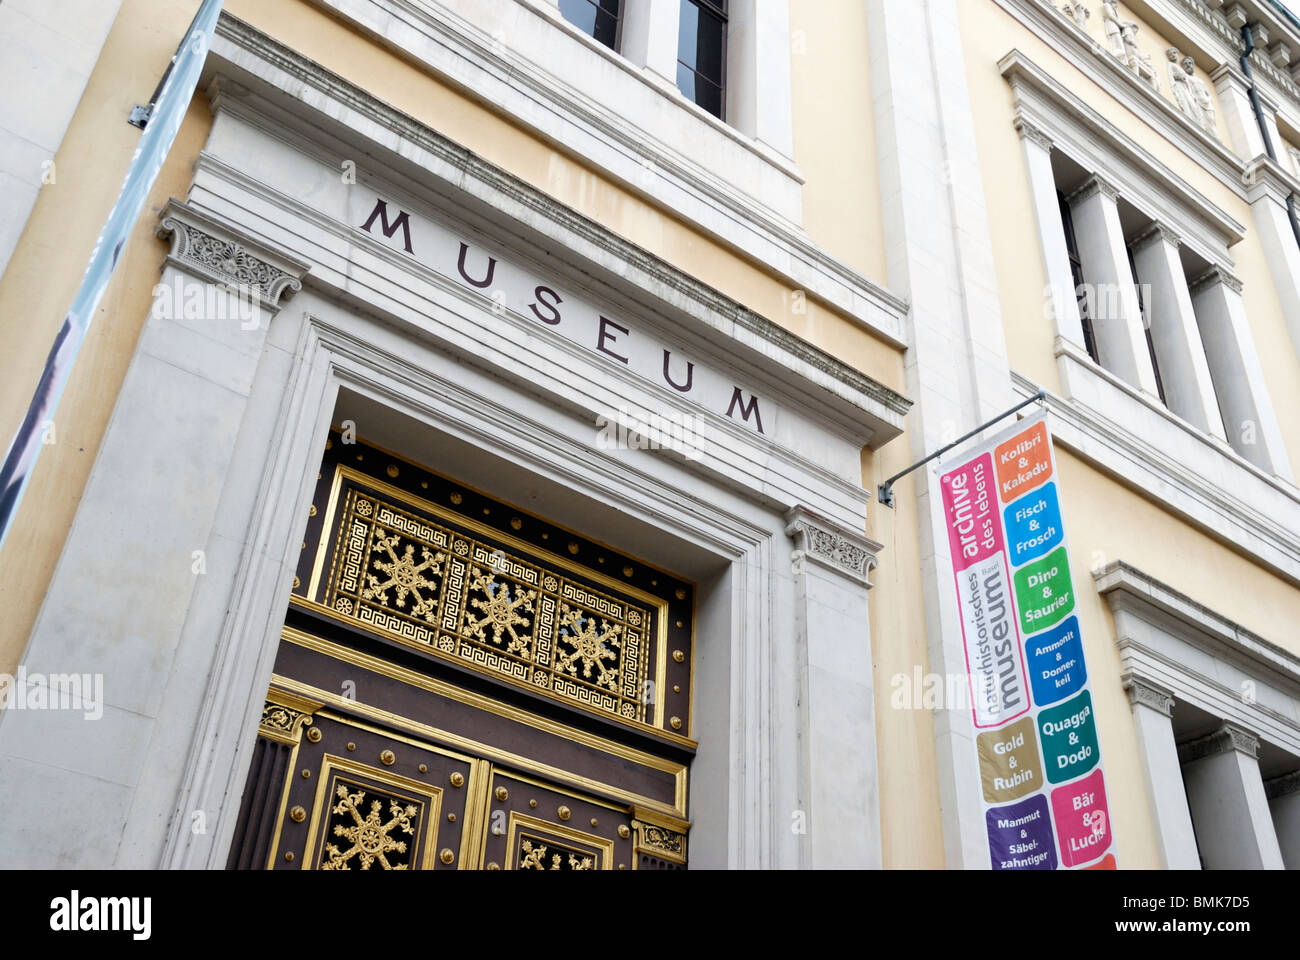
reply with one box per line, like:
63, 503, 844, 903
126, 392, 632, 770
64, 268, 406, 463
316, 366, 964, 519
202, 18, 913, 444
1094, 561, 1300, 689
155, 199, 309, 313
1243, 153, 1300, 203
784, 506, 883, 587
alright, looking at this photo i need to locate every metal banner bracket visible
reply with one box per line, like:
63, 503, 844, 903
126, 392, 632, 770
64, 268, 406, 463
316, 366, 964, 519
878, 390, 1047, 508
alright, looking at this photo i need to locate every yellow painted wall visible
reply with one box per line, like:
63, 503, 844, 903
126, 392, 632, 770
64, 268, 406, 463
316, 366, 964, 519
789, 0, 889, 283
0, 0, 214, 672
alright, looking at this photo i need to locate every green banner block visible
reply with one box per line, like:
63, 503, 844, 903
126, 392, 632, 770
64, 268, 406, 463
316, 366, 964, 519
1012, 545, 1075, 634
1038, 690, 1099, 784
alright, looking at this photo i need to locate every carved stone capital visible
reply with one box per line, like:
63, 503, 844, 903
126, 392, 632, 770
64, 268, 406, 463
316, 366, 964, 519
1066, 173, 1121, 206
1129, 221, 1181, 252
1188, 264, 1243, 295
1014, 115, 1054, 152
1265, 770, 1300, 800
1124, 677, 1175, 717
1178, 721, 1259, 763
156, 199, 309, 314
784, 506, 882, 587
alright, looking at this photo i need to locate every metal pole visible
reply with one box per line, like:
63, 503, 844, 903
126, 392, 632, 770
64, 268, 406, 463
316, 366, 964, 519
878, 390, 1047, 508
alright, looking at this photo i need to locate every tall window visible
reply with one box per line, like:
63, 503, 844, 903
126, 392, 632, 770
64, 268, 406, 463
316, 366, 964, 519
1128, 248, 1167, 406
558, 0, 622, 51
677, 0, 726, 119
1057, 191, 1100, 365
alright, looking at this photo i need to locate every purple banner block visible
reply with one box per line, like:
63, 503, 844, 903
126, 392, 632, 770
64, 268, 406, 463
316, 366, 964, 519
987, 793, 1057, 870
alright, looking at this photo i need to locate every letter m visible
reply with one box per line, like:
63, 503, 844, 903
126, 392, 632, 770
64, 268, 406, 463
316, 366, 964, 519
726, 386, 765, 435
360, 198, 413, 253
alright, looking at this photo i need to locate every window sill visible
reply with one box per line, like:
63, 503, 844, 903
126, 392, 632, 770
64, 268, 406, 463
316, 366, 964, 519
1010, 337, 1300, 584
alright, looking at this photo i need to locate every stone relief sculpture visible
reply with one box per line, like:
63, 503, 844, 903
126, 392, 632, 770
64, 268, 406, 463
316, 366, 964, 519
1184, 56, 1218, 135
1101, 2, 1158, 90
1059, 0, 1090, 27
1101, 1, 1127, 60
1167, 47, 1198, 119
1121, 21, 1159, 89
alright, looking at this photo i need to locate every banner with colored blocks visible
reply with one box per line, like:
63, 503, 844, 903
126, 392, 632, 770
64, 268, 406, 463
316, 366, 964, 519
939, 410, 1115, 870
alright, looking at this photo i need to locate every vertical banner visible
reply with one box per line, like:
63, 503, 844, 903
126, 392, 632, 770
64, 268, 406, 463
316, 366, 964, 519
939, 410, 1116, 870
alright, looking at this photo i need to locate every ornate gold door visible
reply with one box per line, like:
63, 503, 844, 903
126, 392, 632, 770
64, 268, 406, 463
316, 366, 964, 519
228, 431, 694, 870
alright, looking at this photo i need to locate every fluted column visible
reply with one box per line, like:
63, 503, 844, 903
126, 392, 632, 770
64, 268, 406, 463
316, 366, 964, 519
1125, 679, 1201, 869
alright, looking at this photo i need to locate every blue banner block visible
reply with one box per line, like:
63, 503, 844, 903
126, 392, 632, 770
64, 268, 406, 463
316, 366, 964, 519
1003, 482, 1064, 567
1025, 615, 1087, 706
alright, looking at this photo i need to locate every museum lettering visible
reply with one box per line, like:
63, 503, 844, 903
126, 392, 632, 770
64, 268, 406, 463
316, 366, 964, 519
360, 197, 765, 434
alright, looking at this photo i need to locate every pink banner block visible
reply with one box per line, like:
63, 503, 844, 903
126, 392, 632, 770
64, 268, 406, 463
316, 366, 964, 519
941, 453, 1005, 573
1050, 768, 1112, 867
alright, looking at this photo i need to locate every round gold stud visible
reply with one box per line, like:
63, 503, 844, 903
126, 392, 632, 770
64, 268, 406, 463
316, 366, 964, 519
356, 453, 363, 461
284, 851, 295, 862
590, 818, 599, 828
529, 799, 537, 808
450, 772, 464, 787
487, 862, 501, 870
672, 650, 684, 663
450, 492, 462, 505
308, 504, 317, 517
306, 727, 321, 742
386, 464, 399, 478
676, 620, 683, 628
380, 749, 395, 766
510, 517, 522, 530
346, 742, 356, 752
325, 438, 333, 450
418, 763, 428, 774
557, 805, 570, 821
675, 588, 686, 600
482, 508, 490, 516
673, 684, 681, 693
619, 864, 626, 870
301, 769, 311, 779
421, 481, 428, 489
598, 556, 605, 564
495, 786, 509, 802
542, 532, 549, 540
617, 825, 630, 839
447, 813, 456, 823
301, 541, 306, 551
623, 566, 633, 577
568, 542, 579, 555
289, 806, 306, 823
439, 848, 455, 865
292, 576, 301, 589
670, 716, 682, 730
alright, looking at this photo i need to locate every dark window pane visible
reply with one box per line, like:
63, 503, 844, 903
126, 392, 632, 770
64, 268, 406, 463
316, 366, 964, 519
558, 0, 620, 51
694, 9, 725, 83
695, 75, 723, 118
593, 8, 618, 48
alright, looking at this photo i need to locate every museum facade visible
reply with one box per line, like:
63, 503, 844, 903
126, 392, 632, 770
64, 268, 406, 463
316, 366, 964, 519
0, 0, 1299, 869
